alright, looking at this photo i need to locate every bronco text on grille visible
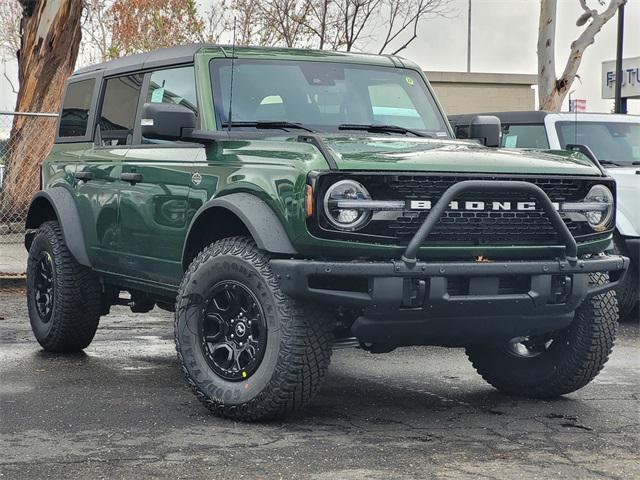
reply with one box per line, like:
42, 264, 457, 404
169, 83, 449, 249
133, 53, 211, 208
310, 173, 613, 245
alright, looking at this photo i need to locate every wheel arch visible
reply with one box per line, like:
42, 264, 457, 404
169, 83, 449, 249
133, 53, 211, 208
25, 187, 92, 267
181, 192, 297, 270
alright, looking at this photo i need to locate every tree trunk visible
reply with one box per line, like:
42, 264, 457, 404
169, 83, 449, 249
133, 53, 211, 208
1, 0, 83, 222
537, 0, 557, 111
539, 88, 564, 111
537, 0, 624, 112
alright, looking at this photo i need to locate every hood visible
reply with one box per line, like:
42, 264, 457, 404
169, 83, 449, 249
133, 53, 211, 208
320, 135, 601, 176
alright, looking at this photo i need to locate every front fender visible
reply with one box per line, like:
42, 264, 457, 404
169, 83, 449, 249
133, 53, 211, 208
25, 187, 92, 267
183, 192, 297, 263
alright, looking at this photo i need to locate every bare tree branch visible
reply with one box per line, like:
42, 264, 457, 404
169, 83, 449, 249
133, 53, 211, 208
2, 61, 18, 94
0, 0, 22, 61
377, 0, 450, 54
538, 0, 624, 111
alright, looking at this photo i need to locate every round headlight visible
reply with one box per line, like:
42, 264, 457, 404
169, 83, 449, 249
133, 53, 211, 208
584, 184, 613, 231
323, 180, 372, 230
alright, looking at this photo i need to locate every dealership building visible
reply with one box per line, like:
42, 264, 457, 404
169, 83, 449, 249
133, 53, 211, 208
425, 71, 537, 115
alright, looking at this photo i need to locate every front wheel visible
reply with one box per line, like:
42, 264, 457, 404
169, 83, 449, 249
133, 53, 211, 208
174, 237, 334, 421
466, 272, 618, 398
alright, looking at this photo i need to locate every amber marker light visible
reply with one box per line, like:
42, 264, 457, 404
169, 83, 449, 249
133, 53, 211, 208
305, 184, 314, 218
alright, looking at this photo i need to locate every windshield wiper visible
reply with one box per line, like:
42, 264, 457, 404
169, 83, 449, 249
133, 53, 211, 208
221, 121, 316, 133
598, 160, 624, 167
338, 123, 432, 138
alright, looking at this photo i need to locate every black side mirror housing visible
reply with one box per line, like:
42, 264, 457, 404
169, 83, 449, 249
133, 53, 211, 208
564, 143, 605, 174
140, 103, 196, 141
469, 115, 501, 147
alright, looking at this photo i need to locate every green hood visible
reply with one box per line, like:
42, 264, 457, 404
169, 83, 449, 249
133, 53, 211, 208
321, 136, 600, 176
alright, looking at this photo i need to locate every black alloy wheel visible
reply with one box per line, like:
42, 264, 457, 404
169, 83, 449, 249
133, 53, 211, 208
34, 251, 55, 323
175, 236, 335, 421
200, 281, 267, 381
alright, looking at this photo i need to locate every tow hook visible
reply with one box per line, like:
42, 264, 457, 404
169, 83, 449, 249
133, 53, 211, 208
550, 275, 573, 304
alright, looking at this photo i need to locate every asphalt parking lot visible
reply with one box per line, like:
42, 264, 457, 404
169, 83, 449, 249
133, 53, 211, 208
1, 287, 638, 480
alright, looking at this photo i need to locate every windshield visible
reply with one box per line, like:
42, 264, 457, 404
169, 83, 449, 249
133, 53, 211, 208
210, 59, 450, 137
556, 121, 640, 165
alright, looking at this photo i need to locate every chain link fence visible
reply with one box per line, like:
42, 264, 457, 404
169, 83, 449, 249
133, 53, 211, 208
1, 111, 58, 244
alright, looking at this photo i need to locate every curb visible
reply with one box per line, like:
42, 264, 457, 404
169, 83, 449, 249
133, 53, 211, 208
0, 275, 26, 289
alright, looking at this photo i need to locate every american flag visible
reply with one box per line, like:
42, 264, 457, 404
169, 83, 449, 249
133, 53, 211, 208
569, 98, 586, 112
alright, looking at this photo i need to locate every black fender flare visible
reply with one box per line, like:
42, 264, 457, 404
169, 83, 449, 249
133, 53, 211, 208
182, 192, 297, 265
25, 187, 92, 267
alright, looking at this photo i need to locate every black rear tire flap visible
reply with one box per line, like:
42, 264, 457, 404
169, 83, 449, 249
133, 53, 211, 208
174, 236, 334, 421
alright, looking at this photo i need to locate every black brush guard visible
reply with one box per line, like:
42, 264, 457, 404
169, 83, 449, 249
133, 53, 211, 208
271, 181, 629, 346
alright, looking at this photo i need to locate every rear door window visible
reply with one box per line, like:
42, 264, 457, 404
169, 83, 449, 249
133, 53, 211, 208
97, 74, 144, 146
59, 79, 96, 138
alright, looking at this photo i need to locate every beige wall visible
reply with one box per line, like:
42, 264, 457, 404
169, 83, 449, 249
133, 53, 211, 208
425, 72, 537, 116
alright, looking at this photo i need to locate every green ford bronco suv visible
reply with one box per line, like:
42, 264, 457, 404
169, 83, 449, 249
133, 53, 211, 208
25, 45, 629, 421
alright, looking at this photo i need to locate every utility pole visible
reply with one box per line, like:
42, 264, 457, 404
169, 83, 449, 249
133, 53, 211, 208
614, 1, 626, 114
467, 0, 472, 72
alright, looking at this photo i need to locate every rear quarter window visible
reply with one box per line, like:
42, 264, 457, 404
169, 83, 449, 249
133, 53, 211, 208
58, 79, 96, 138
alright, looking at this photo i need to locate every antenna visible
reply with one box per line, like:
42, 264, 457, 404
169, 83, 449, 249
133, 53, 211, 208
568, 76, 582, 146
227, 18, 237, 133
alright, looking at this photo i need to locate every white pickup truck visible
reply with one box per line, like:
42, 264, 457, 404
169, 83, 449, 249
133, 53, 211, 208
449, 112, 639, 319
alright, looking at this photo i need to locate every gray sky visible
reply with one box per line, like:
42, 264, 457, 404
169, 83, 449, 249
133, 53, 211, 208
1, 0, 639, 115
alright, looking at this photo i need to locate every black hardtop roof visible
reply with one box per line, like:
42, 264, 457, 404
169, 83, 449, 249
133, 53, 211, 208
71, 43, 406, 78
448, 111, 550, 124
72, 44, 204, 77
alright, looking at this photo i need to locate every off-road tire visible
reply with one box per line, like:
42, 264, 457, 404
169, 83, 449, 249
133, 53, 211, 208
612, 235, 638, 320
26, 221, 101, 352
174, 236, 334, 421
466, 272, 618, 398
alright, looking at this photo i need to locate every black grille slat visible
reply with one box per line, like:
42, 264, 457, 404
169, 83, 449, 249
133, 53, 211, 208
314, 174, 601, 246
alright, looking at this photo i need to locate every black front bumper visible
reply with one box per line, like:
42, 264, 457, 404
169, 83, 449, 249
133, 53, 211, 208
270, 255, 628, 346
272, 180, 629, 347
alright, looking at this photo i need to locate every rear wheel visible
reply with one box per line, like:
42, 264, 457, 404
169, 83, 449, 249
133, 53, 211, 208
26, 221, 101, 352
175, 236, 334, 421
467, 272, 618, 398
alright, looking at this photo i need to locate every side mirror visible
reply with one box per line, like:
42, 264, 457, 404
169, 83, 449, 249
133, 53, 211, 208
565, 143, 598, 162
140, 103, 196, 141
469, 115, 501, 147
565, 143, 605, 174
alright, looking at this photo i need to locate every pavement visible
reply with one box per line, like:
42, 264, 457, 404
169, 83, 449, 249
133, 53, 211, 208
0, 241, 26, 278
0, 287, 639, 480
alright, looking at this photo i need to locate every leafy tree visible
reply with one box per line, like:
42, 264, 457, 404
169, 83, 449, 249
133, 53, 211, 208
109, 0, 205, 57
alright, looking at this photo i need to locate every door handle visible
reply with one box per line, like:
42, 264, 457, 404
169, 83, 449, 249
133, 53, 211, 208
74, 171, 94, 182
120, 172, 143, 185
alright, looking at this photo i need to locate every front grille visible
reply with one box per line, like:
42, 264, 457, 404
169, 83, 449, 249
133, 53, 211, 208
312, 173, 609, 246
